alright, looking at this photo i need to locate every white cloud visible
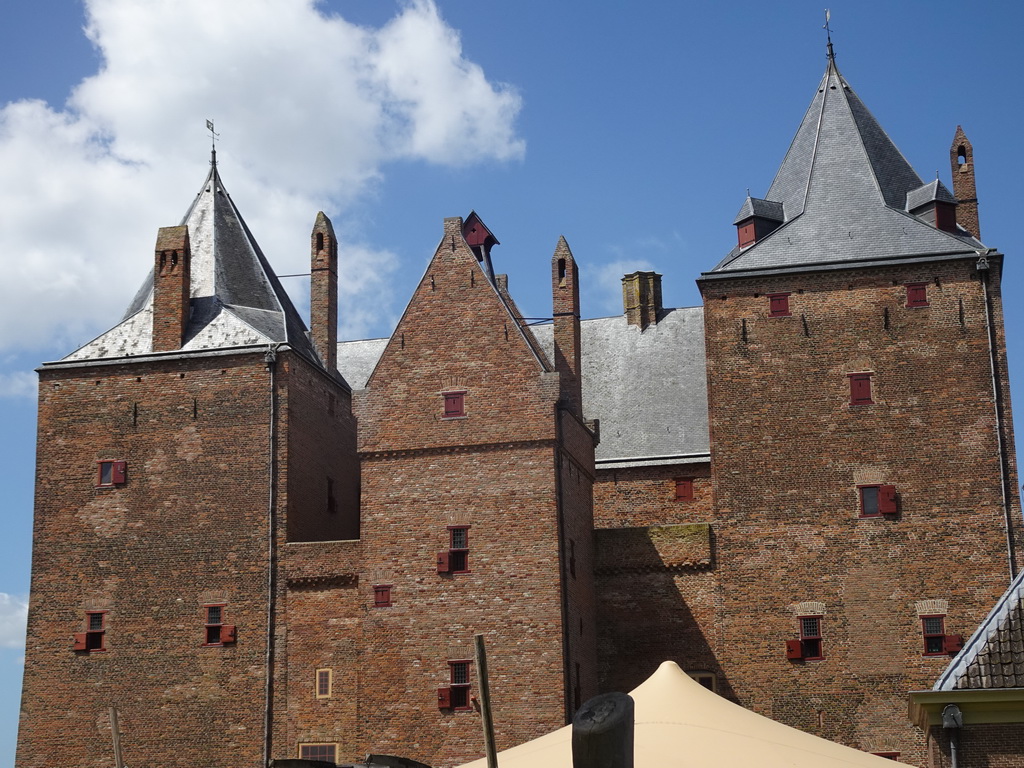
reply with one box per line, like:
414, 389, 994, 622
0, 0, 523, 353
0, 371, 36, 399
0, 594, 28, 649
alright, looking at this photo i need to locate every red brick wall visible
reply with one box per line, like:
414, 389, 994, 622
18, 352, 277, 768
697, 257, 1022, 763
558, 410, 599, 713
282, 355, 359, 542
928, 723, 1024, 768
593, 462, 712, 528
281, 539, 362, 760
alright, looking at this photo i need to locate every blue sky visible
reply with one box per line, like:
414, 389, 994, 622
2, 0, 1023, 762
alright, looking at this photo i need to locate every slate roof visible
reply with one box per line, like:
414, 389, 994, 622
934, 569, 1024, 691
733, 197, 785, 225
906, 179, 956, 212
338, 308, 711, 466
708, 56, 983, 277
65, 160, 317, 363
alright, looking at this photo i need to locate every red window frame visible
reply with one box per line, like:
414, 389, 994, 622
905, 283, 928, 308
373, 584, 392, 607
96, 460, 127, 487
448, 659, 472, 710
203, 604, 235, 646
298, 744, 337, 762
768, 293, 791, 318
798, 615, 824, 660
448, 525, 470, 573
74, 610, 107, 652
922, 615, 946, 656
858, 484, 898, 518
848, 373, 873, 405
316, 668, 332, 698
442, 391, 466, 419
674, 478, 694, 502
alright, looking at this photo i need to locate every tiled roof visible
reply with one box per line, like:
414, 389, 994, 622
708, 57, 982, 277
934, 569, 1024, 691
65, 161, 317, 363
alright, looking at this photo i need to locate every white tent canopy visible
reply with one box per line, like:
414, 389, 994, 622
460, 661, 897, 768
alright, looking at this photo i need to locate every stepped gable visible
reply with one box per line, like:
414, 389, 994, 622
934, 569, 1024, 691
66, 159, 317, 363
710, 54, 983, 276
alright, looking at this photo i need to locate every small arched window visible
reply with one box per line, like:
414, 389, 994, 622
316, 232, 324, 252
957, 146, 968, 165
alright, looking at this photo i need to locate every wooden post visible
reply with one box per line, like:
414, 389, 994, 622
109, 707, 125, 768
572, 692, 634, 768
474, 633, 498, 768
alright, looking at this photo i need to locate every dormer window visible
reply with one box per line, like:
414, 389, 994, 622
733, 198, 784, 248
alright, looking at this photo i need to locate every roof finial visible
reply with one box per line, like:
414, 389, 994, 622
206, 119, 220, 167
823, 9, 835, 63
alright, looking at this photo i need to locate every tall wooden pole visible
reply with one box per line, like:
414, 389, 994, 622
474, 633, 498, 768
109, 707, 125, 768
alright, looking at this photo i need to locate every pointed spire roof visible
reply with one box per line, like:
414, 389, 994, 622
66, 162, 317, 362
707, 55, 983, 276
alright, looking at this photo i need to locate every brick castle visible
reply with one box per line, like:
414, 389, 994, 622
16, 50, 1021, 767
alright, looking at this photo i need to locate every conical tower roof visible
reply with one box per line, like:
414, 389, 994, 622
708, 53, 984, 276
66, 160, 316, 362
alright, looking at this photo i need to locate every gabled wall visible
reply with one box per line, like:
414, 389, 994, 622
345, 217, 595, 766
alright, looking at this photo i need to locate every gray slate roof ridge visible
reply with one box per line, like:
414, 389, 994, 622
934, 568, 1024, 691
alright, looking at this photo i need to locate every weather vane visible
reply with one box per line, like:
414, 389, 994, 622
823, 9, 835, 61
206, 119, 220, 165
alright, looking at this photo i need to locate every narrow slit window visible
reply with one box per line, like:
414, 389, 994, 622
316, 668, 332, 698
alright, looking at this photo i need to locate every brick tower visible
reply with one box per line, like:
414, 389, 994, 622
696, 49, 1020, 762
16, 157, 358, 767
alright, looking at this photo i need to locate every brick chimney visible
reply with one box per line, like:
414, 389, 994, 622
552, 236, 582, 416
310, 211, 338, 372
950, 125, 981, 240
622, 271, 662, 331
152, 225, 191, 351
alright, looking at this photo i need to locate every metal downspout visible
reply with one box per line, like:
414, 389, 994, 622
977, 258, 1017, 579
263, 345, 279, 766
